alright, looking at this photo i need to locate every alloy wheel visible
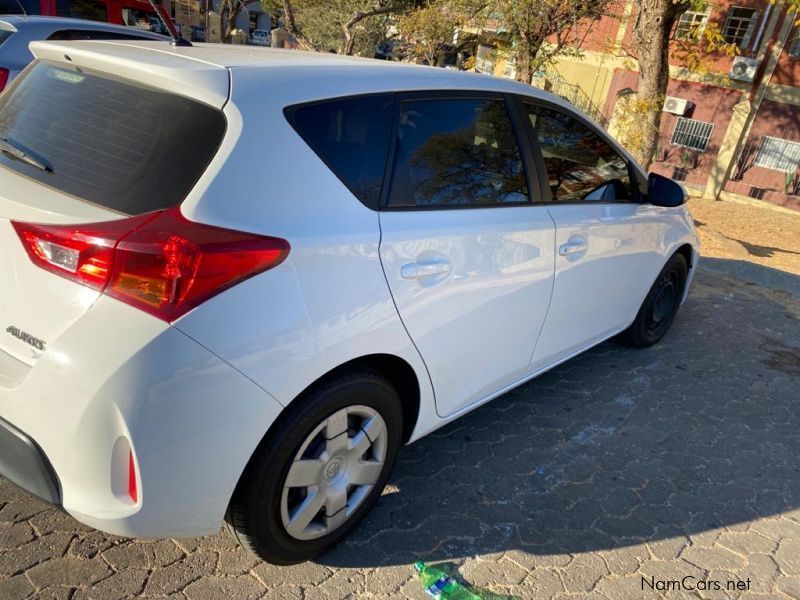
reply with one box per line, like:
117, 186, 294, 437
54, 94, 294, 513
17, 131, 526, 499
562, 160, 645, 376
280, 405, 388, 541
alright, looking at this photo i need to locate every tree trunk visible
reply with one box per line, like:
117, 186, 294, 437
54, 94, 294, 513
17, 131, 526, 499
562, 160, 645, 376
282, 0, 299, 37
343, 6, 394, 55
631, 0, 688, 168
513, 31, 546, 84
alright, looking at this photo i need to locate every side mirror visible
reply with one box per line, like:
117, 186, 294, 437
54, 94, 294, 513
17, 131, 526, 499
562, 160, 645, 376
648, 172, 687, 207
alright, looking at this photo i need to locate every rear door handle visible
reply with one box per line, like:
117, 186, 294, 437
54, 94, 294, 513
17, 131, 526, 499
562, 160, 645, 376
401, 260, 451, 279
558, 240, 588, 257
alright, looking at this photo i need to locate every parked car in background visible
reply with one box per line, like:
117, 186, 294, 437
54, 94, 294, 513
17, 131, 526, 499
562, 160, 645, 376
0, 16, 166, 92
191, 25, 205, 42
0, 40, 698, 565
0, 0, 159, 28
250, 28, 270, 46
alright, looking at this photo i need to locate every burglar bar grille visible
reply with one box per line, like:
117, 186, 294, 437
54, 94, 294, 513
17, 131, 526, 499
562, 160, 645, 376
671, 117, 714, 151
753, 136, 800, 173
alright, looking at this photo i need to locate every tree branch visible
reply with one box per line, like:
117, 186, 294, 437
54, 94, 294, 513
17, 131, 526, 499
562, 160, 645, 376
343, 6, 397, 55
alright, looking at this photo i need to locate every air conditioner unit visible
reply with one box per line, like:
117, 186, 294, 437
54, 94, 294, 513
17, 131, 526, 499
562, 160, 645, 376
730, 56, 760, 82
663, 96, 690, 115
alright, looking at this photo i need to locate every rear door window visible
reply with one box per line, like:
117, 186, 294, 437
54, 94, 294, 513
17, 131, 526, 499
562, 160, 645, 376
0, 61, 226, 215
386, 97, 528, 208
285, 94, 394, 210
0, 30, 13, 46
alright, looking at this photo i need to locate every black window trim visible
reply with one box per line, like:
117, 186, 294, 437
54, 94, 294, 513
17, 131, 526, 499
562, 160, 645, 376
283, 91, 395, 211
379, 89, 541, 212
510, 94, 646, 206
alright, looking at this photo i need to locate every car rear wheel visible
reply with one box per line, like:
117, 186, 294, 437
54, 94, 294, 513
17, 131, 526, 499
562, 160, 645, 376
620, 253, 688, 348
226, 370, 403, 564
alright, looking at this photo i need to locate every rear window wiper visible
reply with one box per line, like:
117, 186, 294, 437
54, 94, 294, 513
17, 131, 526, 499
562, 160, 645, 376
0, 137, 53, 173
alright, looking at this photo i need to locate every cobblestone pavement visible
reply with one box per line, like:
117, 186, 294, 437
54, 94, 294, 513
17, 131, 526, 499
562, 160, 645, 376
1, 269, 799, 599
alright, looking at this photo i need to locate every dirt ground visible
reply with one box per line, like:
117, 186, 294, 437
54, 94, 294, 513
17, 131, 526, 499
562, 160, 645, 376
688, 196, 800, 276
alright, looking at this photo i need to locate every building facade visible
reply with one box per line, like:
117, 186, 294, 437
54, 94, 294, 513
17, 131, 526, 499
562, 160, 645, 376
473, 1, 800, 209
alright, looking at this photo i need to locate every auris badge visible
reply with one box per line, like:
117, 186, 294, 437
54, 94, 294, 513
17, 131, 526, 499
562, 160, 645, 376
5, 326, 46, 351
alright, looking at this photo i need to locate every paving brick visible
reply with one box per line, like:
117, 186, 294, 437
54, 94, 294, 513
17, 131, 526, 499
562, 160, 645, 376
717, 532, 778, 556
184, 575, 264, 600
102, 540, 184, 570
0, 533, 74, 577
0, 521, 35, 549
26, 557, 113, 589
681, 546, 748, 571
143, 551, 217, 595
775, 539, 800, 576
0, 574, 34, 599
72, 569, 148, 600
560, 553, 609, 593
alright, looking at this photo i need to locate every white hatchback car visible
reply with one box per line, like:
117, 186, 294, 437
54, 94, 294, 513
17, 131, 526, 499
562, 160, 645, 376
0, 41, 698, 564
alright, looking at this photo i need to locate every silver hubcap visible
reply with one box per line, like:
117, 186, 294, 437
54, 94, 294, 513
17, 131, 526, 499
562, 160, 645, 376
280, 405, 387, 541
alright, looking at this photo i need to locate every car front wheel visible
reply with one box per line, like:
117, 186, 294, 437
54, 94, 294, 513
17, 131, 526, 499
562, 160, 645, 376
621, 252, 688, 348
226, 370, 403, 564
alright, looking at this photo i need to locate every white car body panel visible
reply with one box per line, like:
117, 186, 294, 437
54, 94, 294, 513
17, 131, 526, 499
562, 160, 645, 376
0, 296, 284, 536
0, 41, 699, 538
0, 171, 126, 366
379, 207, 555, 417
530, 203, 662, 370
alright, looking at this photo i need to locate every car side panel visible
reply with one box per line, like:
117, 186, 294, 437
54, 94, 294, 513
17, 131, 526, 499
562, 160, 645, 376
175, 71, 437, 442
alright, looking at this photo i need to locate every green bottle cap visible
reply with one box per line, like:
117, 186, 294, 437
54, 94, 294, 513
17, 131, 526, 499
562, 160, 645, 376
413, 561, 424, 572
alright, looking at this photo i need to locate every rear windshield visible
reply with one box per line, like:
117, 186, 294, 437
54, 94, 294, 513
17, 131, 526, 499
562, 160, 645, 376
0, 30, 13, 46
0, 61, 226, 215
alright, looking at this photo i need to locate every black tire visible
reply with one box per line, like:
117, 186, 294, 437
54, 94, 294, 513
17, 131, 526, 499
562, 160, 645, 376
226, 369, 403, 565
620, 253, 688, 349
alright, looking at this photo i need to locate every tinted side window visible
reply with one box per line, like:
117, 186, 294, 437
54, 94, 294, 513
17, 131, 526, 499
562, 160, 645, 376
388, 98, 527, 208
287, 94, 393, 210
525, 104, 632, 203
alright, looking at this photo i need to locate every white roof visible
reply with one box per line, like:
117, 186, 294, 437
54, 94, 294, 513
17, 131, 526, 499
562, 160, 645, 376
28, 40, 566, 110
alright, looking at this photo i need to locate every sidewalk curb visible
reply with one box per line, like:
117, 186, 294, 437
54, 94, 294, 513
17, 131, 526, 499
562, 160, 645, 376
698, 258, 800, 299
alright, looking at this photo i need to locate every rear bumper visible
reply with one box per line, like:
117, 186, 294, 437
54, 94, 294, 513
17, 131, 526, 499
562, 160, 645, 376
0, 415, 60, 505
0, 295, 284, 538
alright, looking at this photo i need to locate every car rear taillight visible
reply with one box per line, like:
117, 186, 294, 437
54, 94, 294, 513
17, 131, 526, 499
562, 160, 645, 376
13, 208, 290, 322
0, 68, 8, 92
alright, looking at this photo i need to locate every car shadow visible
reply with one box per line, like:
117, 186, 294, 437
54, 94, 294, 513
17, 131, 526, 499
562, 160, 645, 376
318, 264, 800, 569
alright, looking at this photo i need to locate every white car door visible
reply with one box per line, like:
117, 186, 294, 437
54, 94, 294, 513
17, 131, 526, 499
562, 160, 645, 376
517, 101, 663, 372
379, 93, 556, 418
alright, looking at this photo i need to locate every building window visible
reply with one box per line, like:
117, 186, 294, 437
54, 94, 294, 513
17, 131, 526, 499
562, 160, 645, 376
754, 136, 800, 172
789, 34, 800, 58
674, 8, 710, 40
671, 117, 715, 151
722, 7, 759, 48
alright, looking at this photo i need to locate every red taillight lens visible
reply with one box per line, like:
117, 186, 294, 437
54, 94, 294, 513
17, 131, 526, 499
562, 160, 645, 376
0, 68, 9, 93
12, 208, 290, 322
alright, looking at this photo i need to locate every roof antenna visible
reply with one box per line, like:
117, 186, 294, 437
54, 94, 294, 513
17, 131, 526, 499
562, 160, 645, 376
146, 0, 192, 47
14, 0, 28, 15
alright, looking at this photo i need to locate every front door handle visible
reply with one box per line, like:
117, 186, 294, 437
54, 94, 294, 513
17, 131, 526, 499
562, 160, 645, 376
401, 260, 451, 279
558, 239, 588, 257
